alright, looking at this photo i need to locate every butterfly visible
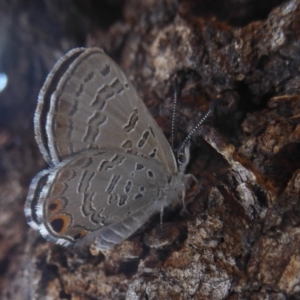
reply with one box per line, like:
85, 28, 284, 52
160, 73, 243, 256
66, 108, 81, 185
24, 47, 192, 251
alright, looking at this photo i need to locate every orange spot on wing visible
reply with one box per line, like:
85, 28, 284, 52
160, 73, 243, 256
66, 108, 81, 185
50, 214, 70, 234
47, 198, 64, 214
51, 183, 66, 196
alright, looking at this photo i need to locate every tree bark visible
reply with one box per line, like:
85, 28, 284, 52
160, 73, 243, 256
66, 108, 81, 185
1, 0, 300, 299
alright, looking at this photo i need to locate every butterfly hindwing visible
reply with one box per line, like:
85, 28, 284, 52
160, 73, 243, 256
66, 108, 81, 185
26, 149, 171, 248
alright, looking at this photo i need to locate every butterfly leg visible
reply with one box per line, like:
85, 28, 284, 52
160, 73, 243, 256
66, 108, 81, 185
160, 195, 167, 225
180, 173, 199, 216
184, 173, 198, 189
180, 187, 189, 216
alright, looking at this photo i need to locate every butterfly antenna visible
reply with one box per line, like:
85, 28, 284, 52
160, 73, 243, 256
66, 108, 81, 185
171, 77, 179, 149
177, 94, 221, 157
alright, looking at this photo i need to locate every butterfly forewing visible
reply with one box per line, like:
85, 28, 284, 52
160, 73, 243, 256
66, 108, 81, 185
35, 48, 177, 174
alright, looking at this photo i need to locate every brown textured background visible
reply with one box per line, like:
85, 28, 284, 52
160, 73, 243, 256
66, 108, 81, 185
1, 0, 300, 299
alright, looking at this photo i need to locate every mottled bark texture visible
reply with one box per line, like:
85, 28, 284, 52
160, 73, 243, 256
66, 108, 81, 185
0, 0, 300, 299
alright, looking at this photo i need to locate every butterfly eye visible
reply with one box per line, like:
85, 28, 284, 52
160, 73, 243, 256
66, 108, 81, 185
177, 152, 187, 165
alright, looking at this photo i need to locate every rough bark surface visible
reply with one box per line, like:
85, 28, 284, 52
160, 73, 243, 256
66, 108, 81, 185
1, 0, 300, 299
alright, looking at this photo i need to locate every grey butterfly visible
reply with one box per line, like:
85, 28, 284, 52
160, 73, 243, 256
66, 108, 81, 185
24, 47, 192, 251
